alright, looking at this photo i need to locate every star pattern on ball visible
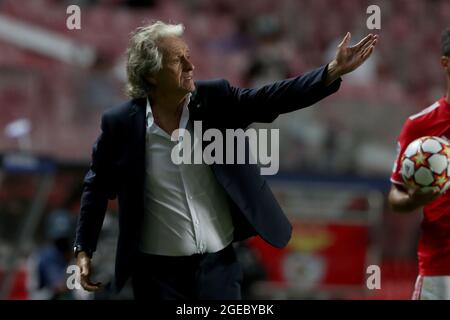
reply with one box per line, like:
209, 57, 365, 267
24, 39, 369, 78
435, 171, 449, 188
401, 136, 450, 192
412, 152, 429, 168
442, 145, 450, 158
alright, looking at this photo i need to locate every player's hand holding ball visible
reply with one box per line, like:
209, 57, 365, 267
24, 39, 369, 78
401, 136, 450, 205
407, 186, 441, 207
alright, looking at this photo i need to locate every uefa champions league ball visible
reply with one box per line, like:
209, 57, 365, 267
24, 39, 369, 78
401, 136, 450, 194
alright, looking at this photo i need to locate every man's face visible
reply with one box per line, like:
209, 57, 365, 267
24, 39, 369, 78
441, 56, 450, 77
150, 36, 195, 95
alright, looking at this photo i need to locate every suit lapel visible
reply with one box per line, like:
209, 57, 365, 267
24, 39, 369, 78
128, 98, 146, 185
188, 86, 230, 187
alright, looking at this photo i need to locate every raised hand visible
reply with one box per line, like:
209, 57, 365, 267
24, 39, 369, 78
325, 32, 378, 85
336, 32, 378, 75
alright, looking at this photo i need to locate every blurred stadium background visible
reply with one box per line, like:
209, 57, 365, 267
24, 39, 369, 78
0, 0, 449, 300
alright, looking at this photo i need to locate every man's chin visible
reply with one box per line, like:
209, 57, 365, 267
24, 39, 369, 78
184, 82, 196, 93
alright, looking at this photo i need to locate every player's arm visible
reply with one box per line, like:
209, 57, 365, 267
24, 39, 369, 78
387, 115, 443, 213
388, 183, 440, 213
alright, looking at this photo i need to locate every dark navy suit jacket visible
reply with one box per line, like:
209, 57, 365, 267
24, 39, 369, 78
75, 65, 341, 291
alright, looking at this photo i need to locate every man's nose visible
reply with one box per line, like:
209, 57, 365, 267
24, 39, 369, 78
183, 57, 195, 71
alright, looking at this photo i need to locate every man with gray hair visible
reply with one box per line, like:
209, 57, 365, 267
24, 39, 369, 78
74, 21, 378, 300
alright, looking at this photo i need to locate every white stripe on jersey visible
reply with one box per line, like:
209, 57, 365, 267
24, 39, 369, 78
409, 102, 440, 120
390, 177, 404, 185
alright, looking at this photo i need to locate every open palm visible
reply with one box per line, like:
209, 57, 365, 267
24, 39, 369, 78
335, 32, 378, 75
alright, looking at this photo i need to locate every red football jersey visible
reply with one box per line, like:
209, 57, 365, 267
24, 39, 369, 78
391, 97, 450, 276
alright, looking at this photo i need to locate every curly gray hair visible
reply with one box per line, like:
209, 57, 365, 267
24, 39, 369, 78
126, 21, 184, 98
442, 27, 450, 57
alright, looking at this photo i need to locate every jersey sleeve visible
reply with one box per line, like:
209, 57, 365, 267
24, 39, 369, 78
390, 118, 422, 185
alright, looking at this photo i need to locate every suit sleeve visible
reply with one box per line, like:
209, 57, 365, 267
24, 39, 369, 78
228, 64, 342, 124
74, 113, 117, 254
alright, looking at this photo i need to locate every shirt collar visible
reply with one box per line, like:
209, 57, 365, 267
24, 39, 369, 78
146, 94, 191, 138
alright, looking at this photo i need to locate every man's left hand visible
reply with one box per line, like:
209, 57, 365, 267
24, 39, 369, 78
325, 32, 378, 85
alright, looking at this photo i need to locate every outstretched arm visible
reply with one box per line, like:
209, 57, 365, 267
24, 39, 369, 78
224, 33, 379, 126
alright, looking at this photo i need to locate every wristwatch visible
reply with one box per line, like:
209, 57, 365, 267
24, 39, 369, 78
73, 244, 93, 258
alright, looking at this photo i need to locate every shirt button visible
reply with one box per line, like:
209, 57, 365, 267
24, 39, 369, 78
189, 195, 193, 200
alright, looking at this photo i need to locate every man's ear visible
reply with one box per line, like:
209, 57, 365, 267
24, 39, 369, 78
146, 76, 156, 86
441, 56, 449, 69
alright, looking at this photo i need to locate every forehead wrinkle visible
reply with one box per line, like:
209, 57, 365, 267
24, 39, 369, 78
159, 38, 188, 54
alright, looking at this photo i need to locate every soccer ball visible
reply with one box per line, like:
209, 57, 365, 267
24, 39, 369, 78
400, 136, 450, 193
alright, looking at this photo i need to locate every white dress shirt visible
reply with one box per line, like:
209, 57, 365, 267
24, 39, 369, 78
139, 95, 235, 256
